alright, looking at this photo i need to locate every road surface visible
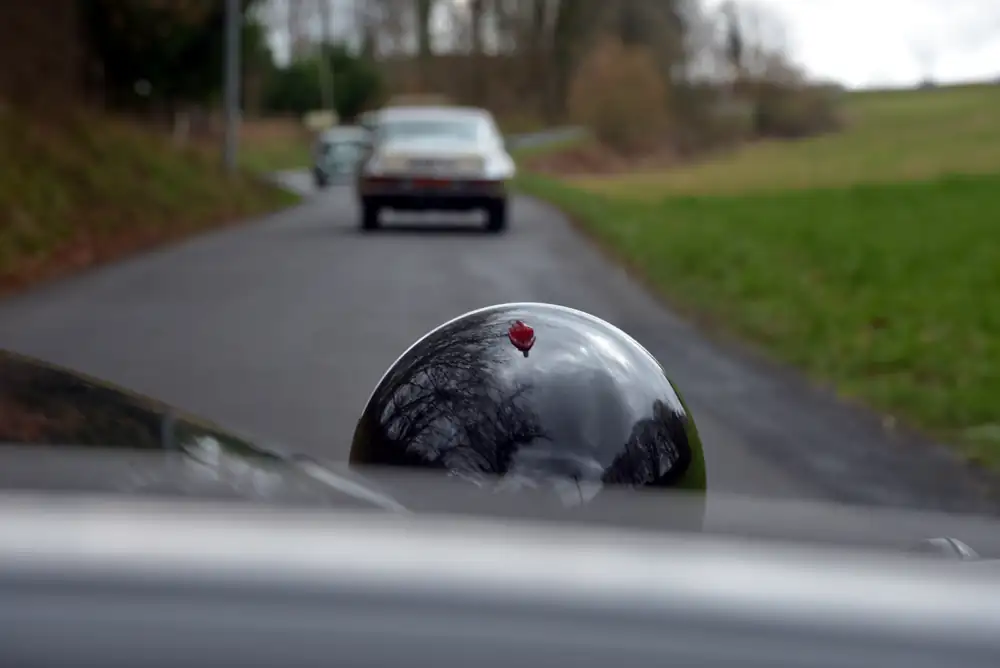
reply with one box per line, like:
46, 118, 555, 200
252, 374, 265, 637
0, 173, 996, 514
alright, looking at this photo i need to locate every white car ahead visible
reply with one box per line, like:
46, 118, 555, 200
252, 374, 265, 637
356, 106, 516, 233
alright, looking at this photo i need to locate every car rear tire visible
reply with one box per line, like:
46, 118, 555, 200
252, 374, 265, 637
485, 199, 508, 234
313, 169, 329, 189
360, 200, 380, 231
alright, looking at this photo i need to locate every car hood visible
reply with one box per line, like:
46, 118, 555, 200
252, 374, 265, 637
4, 349, 1000, 560
0, 349, 403, 510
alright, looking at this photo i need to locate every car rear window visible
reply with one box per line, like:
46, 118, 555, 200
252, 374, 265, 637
378, 118, 481, 142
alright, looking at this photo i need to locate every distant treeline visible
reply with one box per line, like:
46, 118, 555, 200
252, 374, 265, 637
0, 0, 384, 123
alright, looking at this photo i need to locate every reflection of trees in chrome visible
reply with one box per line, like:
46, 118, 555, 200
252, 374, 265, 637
0, 353, 281, 459
0, 355, 163, 448
173, 417, 284, 463
368, 312, 549, 474
601, 399, 692, 487
361, 312, 696, 489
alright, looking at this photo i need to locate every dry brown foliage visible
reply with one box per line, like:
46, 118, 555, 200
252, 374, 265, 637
522, 140, 688, 177
566, 38, 669, 154
239, 117, 307, 143
735, 56, 846, 139
749, 81, 845, 138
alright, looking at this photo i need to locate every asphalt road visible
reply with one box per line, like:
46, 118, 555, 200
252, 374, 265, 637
0, 170, 997, 514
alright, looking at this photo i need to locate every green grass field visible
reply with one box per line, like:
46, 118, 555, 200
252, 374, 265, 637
516, 84, 1000, 468
0, 108, 298, 295
239, 140, 312, 174
570, 84, 1000, 197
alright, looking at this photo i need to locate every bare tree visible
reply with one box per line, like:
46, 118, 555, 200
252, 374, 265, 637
375, 0, 418, 56
911, 39, 937, 86
468, 0, 486, 54
736, 1, 791, 80
415, 0, 435, 57
545, 0, 603, 118
288, 0, 314, 61
693, 0, 793, 85
317, 0, 332, 44
722, 1, 743, 80
316, 0, 334, 113
354, 0, 381, 57
356, 0, 721, 126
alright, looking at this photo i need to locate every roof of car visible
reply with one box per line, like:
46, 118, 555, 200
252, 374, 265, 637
377, 105, 493, 123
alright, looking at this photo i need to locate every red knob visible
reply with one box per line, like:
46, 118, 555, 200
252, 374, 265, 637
508, 320, 535, 355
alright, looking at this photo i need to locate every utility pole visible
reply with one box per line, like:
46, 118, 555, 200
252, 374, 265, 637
317, 0, 336, 123
223, 0, 242, 174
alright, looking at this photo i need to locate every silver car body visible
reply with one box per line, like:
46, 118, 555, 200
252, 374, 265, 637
365, 106, 514, 179
356, 106, 515, 230
358, 110, 379, 133
3, 487, 1000, 668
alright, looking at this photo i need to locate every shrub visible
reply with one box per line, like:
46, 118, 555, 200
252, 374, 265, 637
751, 82, 844, 138
739, 55, 845, 139
567, 38, 668, 154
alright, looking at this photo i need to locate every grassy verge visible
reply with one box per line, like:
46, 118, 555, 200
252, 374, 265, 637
239, 140, 312, 173
238, 118, 312, 173
497, 113, 550, 135
0, 107, 299, 296
515, 84, 1000, 469
512, 134, 593, 162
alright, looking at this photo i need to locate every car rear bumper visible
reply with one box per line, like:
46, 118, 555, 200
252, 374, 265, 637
364, 194, 504, 211
358, 176, 507, 210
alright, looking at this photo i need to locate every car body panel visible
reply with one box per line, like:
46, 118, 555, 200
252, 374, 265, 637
4, 324, 1000, 665
7, 346, 1000, 554
313, 126, 371, 185
0, 349, 400, 509
2, 493, 1000, 668
358, 177, 507, 212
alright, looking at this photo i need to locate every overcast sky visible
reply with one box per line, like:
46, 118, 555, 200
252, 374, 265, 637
718, 0, 1000, 87
267, 0, 1000, 89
